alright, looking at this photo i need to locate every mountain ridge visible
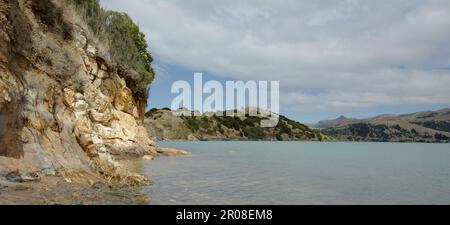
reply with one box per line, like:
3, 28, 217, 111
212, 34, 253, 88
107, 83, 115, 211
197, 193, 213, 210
320, 108, 450, 143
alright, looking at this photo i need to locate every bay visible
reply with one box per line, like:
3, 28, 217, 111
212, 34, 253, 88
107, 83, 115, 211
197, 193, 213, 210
144, 141, 450, 205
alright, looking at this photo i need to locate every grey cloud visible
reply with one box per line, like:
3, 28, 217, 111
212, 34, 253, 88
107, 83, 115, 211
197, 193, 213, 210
101, 0, 450, 113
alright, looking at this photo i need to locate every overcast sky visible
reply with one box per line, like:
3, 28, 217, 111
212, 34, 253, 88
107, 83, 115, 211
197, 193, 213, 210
101, 0, 450, 123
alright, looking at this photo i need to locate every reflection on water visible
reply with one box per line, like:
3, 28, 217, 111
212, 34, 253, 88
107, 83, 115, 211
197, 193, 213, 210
144, 141, 450, 205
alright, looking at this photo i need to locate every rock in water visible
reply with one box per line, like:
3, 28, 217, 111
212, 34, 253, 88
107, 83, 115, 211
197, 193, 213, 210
157, 148, 192, 157
5, 171, 40, 183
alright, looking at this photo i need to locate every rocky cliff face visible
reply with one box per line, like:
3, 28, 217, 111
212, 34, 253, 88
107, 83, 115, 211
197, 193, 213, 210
0, 0, 157, 184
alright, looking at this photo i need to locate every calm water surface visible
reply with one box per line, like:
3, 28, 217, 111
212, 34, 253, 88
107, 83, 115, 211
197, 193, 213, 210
144, 141, 450, 204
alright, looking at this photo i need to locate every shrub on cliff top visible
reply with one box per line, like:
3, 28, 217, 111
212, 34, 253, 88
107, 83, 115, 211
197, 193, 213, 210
66, 0, 154, 95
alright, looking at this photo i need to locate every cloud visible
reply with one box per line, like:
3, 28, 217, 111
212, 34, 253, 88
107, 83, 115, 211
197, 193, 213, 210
101, 0, 450, 114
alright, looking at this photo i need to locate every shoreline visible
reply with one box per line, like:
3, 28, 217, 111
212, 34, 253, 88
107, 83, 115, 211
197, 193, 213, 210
0, 148, 192, 205
0, 176, 149, 205
156, 139, 450, 144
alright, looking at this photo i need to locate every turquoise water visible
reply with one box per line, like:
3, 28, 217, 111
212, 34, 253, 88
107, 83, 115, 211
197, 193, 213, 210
144, 141, 450, 205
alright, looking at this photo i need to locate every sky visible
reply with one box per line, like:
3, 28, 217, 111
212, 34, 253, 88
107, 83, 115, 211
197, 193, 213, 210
101, 0, 450, 123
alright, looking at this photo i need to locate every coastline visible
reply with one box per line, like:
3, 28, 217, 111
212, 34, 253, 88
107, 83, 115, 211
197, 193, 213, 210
155, 139, 449, 144
0, 148, 192, 205
0, 175, 149, 205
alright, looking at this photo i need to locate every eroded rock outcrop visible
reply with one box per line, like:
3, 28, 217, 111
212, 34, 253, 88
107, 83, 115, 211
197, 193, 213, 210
0, 0, 157, 185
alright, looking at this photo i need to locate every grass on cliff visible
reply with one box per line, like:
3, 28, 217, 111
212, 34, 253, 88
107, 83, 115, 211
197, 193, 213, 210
66, 0, 154, 95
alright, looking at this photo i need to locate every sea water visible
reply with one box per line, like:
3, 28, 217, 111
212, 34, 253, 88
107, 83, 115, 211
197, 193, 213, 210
144, 141, 450, 204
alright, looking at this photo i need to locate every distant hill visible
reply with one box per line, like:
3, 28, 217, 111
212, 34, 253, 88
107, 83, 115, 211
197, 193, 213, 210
144, 108, 330, 141
313, 115, 360, 128
321, 108, 450, 143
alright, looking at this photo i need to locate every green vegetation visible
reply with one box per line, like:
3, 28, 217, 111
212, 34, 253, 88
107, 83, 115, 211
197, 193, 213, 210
220, 116, 244, 130
280, 115, 312, 132
324, 123, 390, 141
182, 116, 201, 132
275, 133, 283, 141
31, 0, 71, 39
324, 122, 450, 143
414, 121, 450, 132
242, 127, 265, 140
66, 0, 103, 35
66, 0, 154, 95
434, 133, 450, 142
276, 121, 292, 136
153, 109, 328, 141
144, 108, 159, 117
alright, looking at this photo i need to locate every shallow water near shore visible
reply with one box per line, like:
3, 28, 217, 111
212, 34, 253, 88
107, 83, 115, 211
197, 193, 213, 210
144, 141, 450, 205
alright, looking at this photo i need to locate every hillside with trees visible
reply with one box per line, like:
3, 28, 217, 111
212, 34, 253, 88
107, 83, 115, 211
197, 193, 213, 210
144, 108, 329, 141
